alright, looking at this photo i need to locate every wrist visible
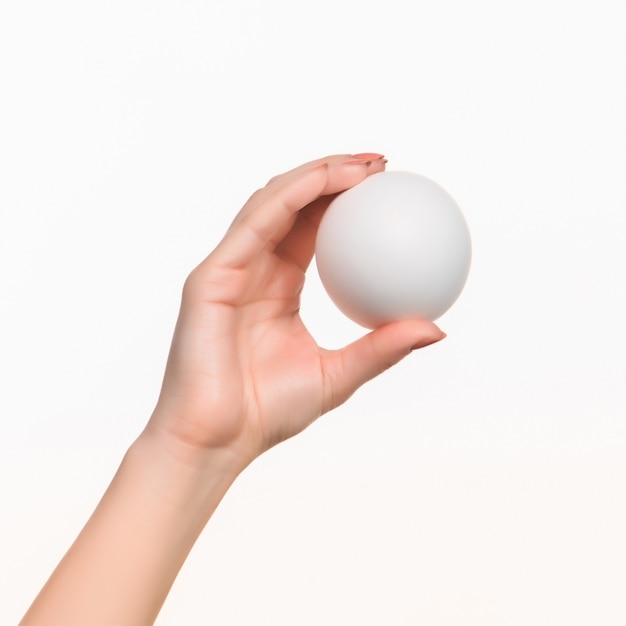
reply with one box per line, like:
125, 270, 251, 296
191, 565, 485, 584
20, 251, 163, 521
144, 399, 261, 475
136, 418, 249, 495
130, 431, 245, 496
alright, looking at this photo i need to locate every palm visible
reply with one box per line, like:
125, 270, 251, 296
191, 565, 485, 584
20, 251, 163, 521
171, 207, 329, 459
234, 255, 328, 450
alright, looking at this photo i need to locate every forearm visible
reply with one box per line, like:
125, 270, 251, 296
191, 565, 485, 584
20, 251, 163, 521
21, 424, 243, 626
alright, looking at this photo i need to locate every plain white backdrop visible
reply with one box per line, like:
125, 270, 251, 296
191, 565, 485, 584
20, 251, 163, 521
1, 1, 625, 624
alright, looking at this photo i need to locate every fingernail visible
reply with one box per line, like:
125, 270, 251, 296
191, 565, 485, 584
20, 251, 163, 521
352, 152, 385, 160
411, 331, 447, 351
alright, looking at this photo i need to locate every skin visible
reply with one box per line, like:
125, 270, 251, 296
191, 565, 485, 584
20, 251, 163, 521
20, 154, 445, 626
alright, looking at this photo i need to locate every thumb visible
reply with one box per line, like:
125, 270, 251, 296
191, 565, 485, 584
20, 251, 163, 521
320, 319, 446, 411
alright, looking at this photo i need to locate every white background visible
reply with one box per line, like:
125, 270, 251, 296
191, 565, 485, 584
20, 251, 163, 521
1, 1, 625, 624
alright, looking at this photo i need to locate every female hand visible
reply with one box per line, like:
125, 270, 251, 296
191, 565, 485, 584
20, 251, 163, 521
148, 153, 445, 468
20, 154, 446, 626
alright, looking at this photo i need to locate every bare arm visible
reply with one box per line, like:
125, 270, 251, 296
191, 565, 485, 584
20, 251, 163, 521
21, 154, 445, 625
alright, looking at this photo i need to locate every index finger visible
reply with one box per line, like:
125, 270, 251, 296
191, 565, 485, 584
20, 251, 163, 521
210, 159, 377, 270
264, 152, 384, 187
228, 153, 383, 231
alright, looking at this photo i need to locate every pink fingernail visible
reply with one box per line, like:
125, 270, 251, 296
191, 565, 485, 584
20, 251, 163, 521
411, 331, 447, 351
352, 152, 385, 160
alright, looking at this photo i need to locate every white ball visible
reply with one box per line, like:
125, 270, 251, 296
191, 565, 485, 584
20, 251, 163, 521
315, 171, 471, 329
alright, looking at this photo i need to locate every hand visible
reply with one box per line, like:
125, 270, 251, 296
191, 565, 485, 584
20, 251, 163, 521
20, 155, 446, 625
148, 154, 445, 468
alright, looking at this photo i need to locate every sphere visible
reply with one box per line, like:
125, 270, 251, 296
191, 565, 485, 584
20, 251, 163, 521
315, 171, 471, 329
